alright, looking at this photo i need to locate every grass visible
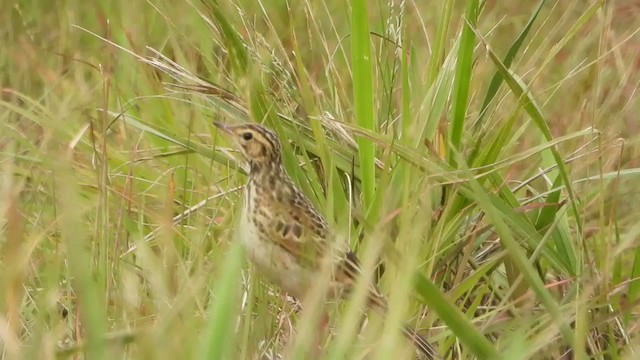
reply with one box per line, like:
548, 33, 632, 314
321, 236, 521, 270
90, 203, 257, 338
1, 0, 640, 359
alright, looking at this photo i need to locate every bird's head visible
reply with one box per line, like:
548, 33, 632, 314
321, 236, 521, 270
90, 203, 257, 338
214, 122, 282, 167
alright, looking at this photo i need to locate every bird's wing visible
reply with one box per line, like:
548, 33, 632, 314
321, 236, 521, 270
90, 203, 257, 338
262, 188, 330, 270
266, 187, 386, 304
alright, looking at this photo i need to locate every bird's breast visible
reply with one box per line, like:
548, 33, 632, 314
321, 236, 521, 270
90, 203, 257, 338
238, 184, 309, 297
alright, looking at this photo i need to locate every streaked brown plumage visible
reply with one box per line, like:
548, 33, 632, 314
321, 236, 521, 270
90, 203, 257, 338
214, 122, 439, 359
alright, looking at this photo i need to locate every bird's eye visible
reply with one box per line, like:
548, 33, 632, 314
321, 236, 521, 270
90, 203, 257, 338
242, 132, 253, 141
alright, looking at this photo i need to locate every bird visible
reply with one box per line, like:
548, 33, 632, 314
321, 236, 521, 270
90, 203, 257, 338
213, 121, 439, 359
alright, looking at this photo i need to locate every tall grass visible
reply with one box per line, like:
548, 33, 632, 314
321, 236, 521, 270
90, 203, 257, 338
1, 0, 640, 359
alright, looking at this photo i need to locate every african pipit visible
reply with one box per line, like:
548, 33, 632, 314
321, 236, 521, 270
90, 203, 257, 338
214, 122, 439, 359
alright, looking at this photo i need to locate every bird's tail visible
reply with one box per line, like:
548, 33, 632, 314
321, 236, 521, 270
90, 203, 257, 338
367, 294, 440, 359
402, 324, 440, 359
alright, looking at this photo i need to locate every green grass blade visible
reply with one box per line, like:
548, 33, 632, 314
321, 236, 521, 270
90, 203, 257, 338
477, 0, 547, 120
203, 1, 248, 75
628, 243, 640, 323
455, 152, 576, 350
472, 26, 583, 235
351, 0, 376, 214
534, 0, 606, 77
199, 241, 244, 360
54, 157, 108, 360
448, 0, 479, 163
427, 0, 455, 86
414, 273, 501, 359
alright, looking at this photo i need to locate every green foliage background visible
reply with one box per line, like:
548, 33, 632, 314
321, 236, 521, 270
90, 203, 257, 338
1, 0, 639, 359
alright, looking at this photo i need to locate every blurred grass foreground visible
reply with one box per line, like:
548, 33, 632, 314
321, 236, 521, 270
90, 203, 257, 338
2, 0, 640, 359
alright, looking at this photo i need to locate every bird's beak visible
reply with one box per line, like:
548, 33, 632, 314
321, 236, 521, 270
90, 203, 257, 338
213, 122, 232, 134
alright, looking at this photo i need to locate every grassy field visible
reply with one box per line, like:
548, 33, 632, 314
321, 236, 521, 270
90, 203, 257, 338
2, 0, 640, 359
